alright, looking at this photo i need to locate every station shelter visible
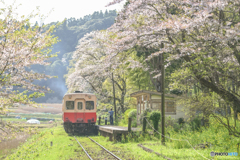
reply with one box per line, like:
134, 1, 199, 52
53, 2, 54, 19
130, 90, 186, 125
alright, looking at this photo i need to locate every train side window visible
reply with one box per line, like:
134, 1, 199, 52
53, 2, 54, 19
77, 102, 83, 110
86, 101, 94, 110
66, 101, 74, 110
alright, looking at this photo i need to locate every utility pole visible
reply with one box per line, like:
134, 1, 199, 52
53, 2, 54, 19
161, 43, 165, 145
112, 72, 117, 123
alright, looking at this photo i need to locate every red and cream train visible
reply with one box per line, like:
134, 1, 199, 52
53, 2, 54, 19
62, 91, 98, 134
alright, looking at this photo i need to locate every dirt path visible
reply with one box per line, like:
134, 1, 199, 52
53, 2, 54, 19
0, 131, 30, 159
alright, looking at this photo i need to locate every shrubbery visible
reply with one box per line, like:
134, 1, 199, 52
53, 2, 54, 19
124, 109, 135, 122
128, 109, 137, 127
165, 116, 176, 127
190, 117, 201, 131
128, 109, 137, 119
140, 108, 152, 124
178, 118, 185, 125
172, 116, 202, 132
149, 111, 161, 132
117, 109, 137, 127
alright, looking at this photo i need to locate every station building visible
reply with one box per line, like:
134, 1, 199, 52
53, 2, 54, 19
130, 90, 186, 125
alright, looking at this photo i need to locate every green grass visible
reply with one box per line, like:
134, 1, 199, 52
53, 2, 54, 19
5, 126, 80, 160
5, 126, 163, 160
1, 113, 62, 119
76, 136, 162, 160
2, 118, 27, 122
117, 115, 240, 160
5, 117, 240, 160
143, 141, 238, 160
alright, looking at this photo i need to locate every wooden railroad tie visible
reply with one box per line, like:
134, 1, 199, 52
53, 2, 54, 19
137, 144, 172, 160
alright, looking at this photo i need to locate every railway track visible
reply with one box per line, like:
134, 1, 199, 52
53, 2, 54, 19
74, 136, 122, 160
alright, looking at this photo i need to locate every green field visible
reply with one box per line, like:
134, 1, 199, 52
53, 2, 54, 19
1, 113, 62, 119
3, 119, 239, 160
1, 111, 239, 160
4, 126, 162, 160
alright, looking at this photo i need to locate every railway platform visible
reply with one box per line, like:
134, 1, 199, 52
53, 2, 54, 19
96, 125, 141, 141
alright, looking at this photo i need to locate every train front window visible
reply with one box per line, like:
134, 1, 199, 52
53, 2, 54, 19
86, 101, 94, 110
66, 101, 74, 110
77, 102, 83, 110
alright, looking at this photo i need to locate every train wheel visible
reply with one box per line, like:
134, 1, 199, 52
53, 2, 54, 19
63, 123, 68, 133
94, 126, 98, 135
64, 123, 73, 134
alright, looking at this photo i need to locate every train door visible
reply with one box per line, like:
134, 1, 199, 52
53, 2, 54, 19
75, 100, 85, 123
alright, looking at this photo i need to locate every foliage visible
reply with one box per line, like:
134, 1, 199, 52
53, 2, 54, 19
4, 116, 240, 159
165, 116, 176, 128
105, 0, 240, 137
190, 117, 202, 132
149, 111, 161, 123
32, 10, 117, 103
66, 30, 133, 113
128, 109, 137, 127
149, 111, 161, 132
124, 117, 240, 159
5, 126, 160, 160
124, 109, 134, 122
128, 109, 137, 119
178, 118, 185, 125
127, 53, 155, 91
139, 108, 152, 125
0, 1, 59, 114
118, 108, 136, 127
143, 108, 152, 116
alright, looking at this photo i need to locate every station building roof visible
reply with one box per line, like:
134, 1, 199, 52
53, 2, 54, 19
130, 90, 177, 99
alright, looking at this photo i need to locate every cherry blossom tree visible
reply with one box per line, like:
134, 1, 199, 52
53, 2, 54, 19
0, 3, 59, 115
106, 0, 240, 136
66, 30, 129, 113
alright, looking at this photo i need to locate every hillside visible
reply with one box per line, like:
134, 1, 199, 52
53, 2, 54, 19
31, 10, 117, 103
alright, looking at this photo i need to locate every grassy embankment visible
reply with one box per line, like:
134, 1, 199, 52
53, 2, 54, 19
0, 113, 62, 125
5, 118, 240, 160
0, 113, 62, 119
118, 109, 240, 160
5, 125, 162, 160
0, 115, 61, 159
4, 108, 240, 160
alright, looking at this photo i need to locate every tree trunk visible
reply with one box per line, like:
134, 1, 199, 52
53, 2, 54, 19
183, 55, 240, 119
112, 73, 117, 122
120, 93, 125, 113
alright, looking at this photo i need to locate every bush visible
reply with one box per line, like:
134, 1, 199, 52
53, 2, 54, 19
143, 108, 152, 116
190, 117, 201, 131
165, 116, 176, 127
178, 118, 185, 125
173, 122, 181, 132
149, 111, 161, 132
128, 109, 137, 127
128, 109, 137, 119
124, 109, 134, 121
140, 108, 152, 124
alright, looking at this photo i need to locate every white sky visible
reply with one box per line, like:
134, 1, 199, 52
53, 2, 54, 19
3, 0, 126, 24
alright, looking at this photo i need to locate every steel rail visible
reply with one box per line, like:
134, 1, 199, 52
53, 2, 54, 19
88, 137, 122, 160
74, 136, 93, 160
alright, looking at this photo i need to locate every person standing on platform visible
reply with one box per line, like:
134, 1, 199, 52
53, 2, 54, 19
108, 108, 114, 125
